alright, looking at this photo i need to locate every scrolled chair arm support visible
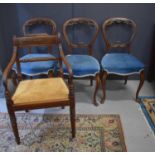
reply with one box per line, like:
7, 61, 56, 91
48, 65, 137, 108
58, 43, 73, 83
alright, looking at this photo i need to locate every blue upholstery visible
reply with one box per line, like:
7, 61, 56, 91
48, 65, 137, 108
63, 55, 100, 77
12, 53, 56, 76
101, 53, 144, 75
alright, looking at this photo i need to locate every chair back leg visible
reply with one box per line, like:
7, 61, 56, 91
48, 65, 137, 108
124, 76, 128, 85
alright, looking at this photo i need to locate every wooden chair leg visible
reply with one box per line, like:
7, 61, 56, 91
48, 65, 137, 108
136, 70, 144, 103
8, 110, 20, 144
101, 71, 108, 104
90, 77, 93, 86
93, 74, 100, 106
124, 76, 128, 85
69, 86, 76, 139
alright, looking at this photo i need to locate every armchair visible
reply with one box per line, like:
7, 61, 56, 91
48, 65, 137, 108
3, 34, 76, 144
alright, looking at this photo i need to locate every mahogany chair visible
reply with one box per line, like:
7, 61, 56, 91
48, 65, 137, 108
101, 17, 144, 103
3, 34, 76, 144
63, 17, 100, 106
12, 17, 57, 78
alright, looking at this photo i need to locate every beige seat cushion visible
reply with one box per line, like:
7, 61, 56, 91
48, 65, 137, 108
12, 78, 69, 105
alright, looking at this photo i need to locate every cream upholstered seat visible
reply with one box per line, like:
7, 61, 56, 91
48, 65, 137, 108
12, 78, 69, 105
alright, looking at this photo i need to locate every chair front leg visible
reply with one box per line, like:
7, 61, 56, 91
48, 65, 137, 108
69, 84, 76, 139
93, 73, 100, 106
101, 71, 108, 104
136, 70, 144, 103
5, 93, 20, 144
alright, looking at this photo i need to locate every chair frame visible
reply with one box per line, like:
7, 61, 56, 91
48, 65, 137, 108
101, 17, 144, 103
63, 17, 100, 106
3, 34, 76, 144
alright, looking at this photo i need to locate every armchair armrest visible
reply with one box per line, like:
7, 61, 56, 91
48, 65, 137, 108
3, 47, 17, 92
58, 43, 73, 83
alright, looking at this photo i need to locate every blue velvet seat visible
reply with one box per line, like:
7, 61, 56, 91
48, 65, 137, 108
63, 55, 100, 77
101, 53, 144, 75
12, 53, 56, 76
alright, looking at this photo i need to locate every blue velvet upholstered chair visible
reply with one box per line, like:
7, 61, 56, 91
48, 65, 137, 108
12, 17, 57, 79
63, 17, 100, 106
101, 17, 144, 103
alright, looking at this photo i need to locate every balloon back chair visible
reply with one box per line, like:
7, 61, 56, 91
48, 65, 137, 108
101, 17, 144, 103
3, 34, 76, 144
63, 17, 100, 106
12, 17, 57, 79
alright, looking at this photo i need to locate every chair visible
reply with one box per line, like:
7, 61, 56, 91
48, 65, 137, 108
12, 17, 57, 78
101, 17, 144, 103
63, 17, 100, 106
3, 34, 76, 144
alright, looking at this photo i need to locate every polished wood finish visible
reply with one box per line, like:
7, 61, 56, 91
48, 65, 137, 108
63, 17, 100, 106
3, 34, 76, 144
101, 17, 144, 103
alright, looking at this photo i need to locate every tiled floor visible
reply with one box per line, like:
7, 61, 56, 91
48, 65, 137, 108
0, 80, 155, 151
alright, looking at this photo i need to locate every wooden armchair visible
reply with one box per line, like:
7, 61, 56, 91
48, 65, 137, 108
3, 34, 76, 144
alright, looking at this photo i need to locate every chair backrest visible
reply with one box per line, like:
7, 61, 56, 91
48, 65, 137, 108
63, 17, 99, 55
22, 17, 57, 54
13, 34, 63, 80
102, 17, 137, 52
23, 17, 57, 36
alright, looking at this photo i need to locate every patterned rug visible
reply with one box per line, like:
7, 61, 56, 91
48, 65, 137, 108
140, 97, 155, 135
0, 113, 127, 152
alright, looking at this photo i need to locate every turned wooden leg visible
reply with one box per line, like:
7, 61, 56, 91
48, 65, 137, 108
5, 91, 20, 144
124, 76, 128, 85
90, 77, 93, 86
101, 71, 108, 104
93, 74, 100, 106
9, 111, 20, 144
136, 70, 145, 103
70, 101, 76, 138
69, 87, 76, 139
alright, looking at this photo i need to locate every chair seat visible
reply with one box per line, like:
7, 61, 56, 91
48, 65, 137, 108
101, 53, 144, 75
12, 53, 56, 76
12, 78, 69, 106
63, 55, 100, 77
